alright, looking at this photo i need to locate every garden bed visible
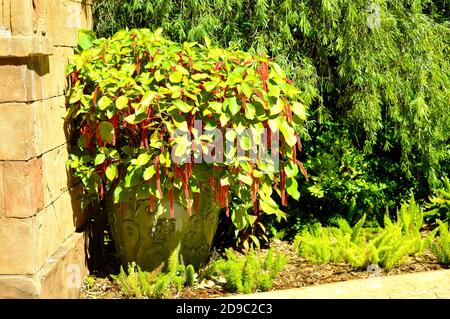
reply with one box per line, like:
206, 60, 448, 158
81, 238, 445, 299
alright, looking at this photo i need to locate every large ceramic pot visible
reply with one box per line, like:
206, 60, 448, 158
107, 186, 220, 271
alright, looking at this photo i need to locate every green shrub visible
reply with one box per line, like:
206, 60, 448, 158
294, 196, 428, 269
425, 176, 450, 223
206, 248, 287, 294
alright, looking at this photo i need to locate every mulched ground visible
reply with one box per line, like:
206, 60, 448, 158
81, 238, 446, 299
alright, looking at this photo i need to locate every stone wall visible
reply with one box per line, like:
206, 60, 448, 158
0, 0, 92, 298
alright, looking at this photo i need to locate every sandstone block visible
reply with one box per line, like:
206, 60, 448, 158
3, 159, 44, 218
0, 60, 29, 103
35, 96, 68, 158
39, 231, 88, 299
41, 144, 70, 206
49, 0, 93, 47
0, 162, 4, 217
0, 103, 35, 160
36, 205, 62, 268
0, 275, 40, 298
0, 217, 38, 274
0, 56, 50, 103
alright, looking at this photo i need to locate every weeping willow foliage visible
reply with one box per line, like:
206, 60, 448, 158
93, 0, 450, 186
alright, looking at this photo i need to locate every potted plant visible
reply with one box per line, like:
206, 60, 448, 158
65, 28, 308, 271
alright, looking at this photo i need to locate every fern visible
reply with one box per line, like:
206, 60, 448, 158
295, 196, 426, 269
112, 247, 197, 298
429, 221, 450, 265
206, 248, 287, 294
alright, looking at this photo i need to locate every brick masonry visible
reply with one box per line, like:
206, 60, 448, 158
0, 0, 92, 298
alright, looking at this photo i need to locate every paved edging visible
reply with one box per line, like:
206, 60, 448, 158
223, 269, 450, 299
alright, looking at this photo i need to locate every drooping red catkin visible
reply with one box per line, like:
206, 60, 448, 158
298, 161, 309, 182
185, 166, 192, 216
280, 164, 287, 206
296, 134, 302, 151
168, 188, 174, 218
224, 185, 229, 217
93, 86, 99, 105
149, 195, 155, 212
136, 51, 141, 75
99, 183, 104, 200
257, 62, 269, 93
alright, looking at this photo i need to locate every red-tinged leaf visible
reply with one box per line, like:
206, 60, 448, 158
214, 61, 225, 72
168, 188, 174, 218
252, 88, 268, 108
283, 77, 294, 85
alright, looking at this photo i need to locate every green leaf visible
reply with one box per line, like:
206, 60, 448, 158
241, 82, 253, 98
114, 185, 123, 203
94, 154, 106, 166
220, 177, 230, 186
136, 153, 151, 166
220, 113, 229, 127
191, 73, 209, 81
69, 88, 83, 104
141, 91, 156, 108
98, 96, 112, 110
169, 71, 183, 83
115, 95, 128, 110
204, 80, 219, 92
286, 177, 300, 200
238, 173, 253, 186
292, 101, 307, 120
125, 167, 142, 187
106, 164, 118, 181
99, 121, 114, 144
172, 100, 191, 113
279, 119, 297, 147
226, 97, 240, 115
249, 235, 260, 249
172, 113, 189, 131
78, 29, 96, 51
143, 165, 156, 181
154, 70, 165, 82
244, 103, 256, 119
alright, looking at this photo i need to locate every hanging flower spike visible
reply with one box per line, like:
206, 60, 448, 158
224, 185, 229, 217
168, 188, 174, 218
149, 195, 155, 213
183, 164, 192, 216
296, 133, 302, 151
